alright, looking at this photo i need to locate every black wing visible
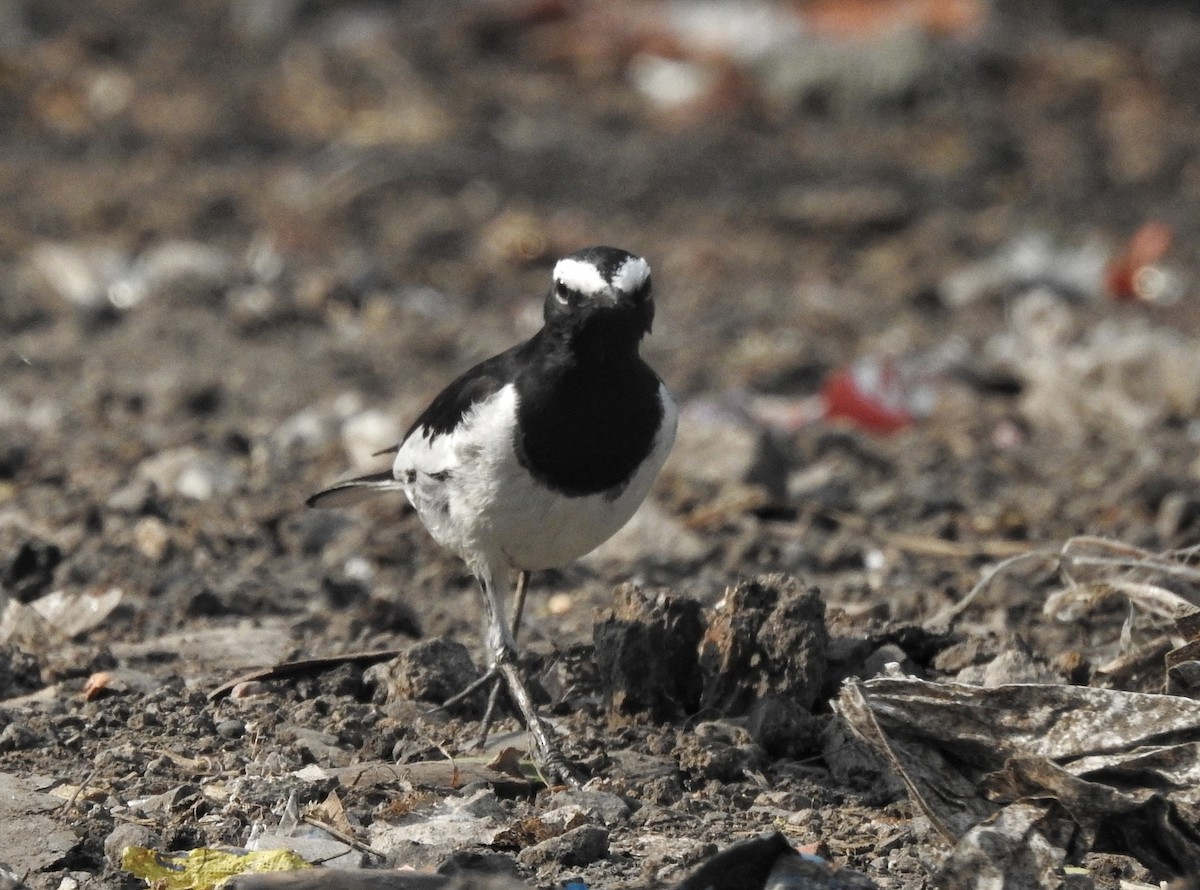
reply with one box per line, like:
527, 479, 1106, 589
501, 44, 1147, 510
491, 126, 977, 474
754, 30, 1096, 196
308, 344, 524, 508
401, 344, 522, 442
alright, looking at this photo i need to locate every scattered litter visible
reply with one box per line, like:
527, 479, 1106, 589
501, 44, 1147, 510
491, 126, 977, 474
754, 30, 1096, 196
942, 232, 1109, 306
944, 224, 1183, 307
0, 587, 124, 647
820, 354, 941, 434
987, 292, 1200, 439
1105, 220, 1178, 303
122, 845, 310, 890
837, 676, 1200, 882
928, 534, 1200, 644
369, 788, 508, 856
82, 667, 158, 701
624, 0, 987, 115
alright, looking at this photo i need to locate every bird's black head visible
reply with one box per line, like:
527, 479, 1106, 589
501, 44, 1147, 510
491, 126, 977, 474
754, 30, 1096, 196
543, 246, 654, 352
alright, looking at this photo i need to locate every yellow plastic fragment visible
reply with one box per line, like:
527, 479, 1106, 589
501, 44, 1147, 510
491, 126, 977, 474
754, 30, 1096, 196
121, 845, 311, 889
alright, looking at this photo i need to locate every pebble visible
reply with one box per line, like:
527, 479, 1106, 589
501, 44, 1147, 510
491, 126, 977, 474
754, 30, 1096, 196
103, 822, 160, 868
0, 722, 39, 752
132, 517, 170, 562
545, 789, 632, 825
105, 478, 157, 513
216, 718, 246, 739
230, 680, 270, 700
517, 824, 609, 868
23, 243, 129, 311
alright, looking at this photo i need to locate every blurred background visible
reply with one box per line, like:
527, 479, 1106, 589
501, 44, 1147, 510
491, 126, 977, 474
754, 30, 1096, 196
5, 0, 1200, 642
6, 1, 1200, 885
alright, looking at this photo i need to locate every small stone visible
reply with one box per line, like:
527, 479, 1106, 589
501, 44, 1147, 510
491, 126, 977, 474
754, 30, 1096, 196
0, 722, 40, 752
861, 643, 917, 680
340, 410, 401, 469
545, 789, 632, 825
546, 593, 573, 616
132, 516, 170, 562
364, 639, 483, 714
105, 478, 156, 513
230, 681, 270, 700
104, 823, 160, 868
674, 722, 768, 783
288, 726, 351, 768
216, 718, 246, 739
517, 824, 609, 869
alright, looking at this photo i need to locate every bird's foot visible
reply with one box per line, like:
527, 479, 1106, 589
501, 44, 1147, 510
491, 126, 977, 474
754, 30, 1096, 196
495, 660, 584, 788
432, 649, 583, 786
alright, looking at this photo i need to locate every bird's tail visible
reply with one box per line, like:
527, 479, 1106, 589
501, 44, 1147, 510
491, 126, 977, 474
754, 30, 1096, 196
306, 471, 403, 508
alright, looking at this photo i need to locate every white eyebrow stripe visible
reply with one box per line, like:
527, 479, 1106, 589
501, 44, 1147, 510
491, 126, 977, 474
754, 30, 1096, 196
553, 258, 609, 295
611, 256, 650, 293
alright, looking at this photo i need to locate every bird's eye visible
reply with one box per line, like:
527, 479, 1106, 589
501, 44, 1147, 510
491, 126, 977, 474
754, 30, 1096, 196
554, 281, 571, 305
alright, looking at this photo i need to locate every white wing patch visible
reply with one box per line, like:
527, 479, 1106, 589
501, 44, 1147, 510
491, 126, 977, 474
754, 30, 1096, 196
611, 256, 650, 294
552, 257, 609, 296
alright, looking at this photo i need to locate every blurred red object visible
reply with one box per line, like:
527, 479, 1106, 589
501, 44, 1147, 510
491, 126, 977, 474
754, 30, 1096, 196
1106, 220, 1174, 302
82, 671, 113, 701
803, 0, 988, 40
821, 355, 936, 434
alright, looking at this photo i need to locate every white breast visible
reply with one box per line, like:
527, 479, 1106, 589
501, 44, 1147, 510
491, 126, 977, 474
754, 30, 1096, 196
394, 382, 678, 574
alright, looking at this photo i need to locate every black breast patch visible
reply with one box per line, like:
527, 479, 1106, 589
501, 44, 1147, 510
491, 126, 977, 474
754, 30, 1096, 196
514, 359, 663, 498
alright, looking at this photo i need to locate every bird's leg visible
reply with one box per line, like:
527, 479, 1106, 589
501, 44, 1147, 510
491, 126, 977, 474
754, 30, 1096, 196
510, 567, 530, 640
479, 569, 530, 744
476, 563, 581, 787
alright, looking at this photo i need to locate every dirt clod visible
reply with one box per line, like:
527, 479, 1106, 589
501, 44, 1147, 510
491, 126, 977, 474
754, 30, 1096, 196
700, 575, 828, 715
593, 584, 705, 721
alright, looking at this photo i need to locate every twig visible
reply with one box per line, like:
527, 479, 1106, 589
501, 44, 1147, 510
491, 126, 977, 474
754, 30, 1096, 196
209, 650, 404, 701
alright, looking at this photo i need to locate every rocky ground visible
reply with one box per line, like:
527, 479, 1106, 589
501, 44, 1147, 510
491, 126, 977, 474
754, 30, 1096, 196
4, 1, 1200, 888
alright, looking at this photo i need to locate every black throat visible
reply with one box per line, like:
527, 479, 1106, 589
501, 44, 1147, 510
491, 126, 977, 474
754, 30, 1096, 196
513, 328, 663, 498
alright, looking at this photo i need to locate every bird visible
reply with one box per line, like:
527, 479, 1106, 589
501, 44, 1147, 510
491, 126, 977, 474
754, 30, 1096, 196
307, 246, 677, 784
